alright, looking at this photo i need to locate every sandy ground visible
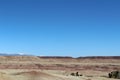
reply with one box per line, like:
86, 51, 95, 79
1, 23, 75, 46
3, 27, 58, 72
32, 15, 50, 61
0, 69, 119, 80
0, 56, 119, 80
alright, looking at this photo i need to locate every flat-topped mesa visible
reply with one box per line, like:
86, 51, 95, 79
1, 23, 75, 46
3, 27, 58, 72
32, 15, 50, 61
77, 56, 120, 59
38, 56, 73, 59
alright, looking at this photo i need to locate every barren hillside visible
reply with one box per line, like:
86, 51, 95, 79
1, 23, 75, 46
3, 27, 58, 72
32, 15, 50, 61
0, 56, 119, 80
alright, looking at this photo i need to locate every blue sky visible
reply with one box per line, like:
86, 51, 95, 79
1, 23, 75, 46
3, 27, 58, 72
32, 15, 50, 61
0, 0, 120, 57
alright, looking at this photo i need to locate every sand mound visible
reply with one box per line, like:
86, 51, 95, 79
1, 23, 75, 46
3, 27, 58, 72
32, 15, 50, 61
15, 71, 51, 76
13, 71, 64, 80
0, 72, 12, 80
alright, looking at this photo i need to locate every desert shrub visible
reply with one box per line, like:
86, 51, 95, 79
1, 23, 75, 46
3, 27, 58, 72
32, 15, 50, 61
79, 74, 83, 76
71, 73, 75, 76
70, 72, 83, 76
108, 70, 120, 79
76, 72, 79, 76
108, 73, 112, 78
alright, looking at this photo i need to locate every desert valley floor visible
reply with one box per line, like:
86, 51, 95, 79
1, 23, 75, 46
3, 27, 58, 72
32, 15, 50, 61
0, 56, 120, 80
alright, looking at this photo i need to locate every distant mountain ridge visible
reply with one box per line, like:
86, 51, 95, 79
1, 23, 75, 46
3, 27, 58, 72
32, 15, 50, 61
0, 53, 120, 59
0, 53, 32, 56
38, 56, 120, 59
77, 56, 120, 59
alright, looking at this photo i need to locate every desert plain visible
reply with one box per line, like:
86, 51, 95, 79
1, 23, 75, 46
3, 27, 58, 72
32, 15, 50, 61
0, 56, 120, 80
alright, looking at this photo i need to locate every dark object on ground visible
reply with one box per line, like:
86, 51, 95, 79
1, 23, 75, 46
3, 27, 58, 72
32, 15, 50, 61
70, 72, 82, 76
71, 73, 75, 76
76, 72, 79, 76
108, 71, 120, 79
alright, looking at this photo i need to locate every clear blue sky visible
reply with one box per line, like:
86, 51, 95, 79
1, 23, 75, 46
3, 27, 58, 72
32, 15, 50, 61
0, 0, 120, 57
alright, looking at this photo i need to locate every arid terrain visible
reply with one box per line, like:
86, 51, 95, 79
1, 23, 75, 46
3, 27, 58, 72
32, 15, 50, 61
0, 56, 120, 80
